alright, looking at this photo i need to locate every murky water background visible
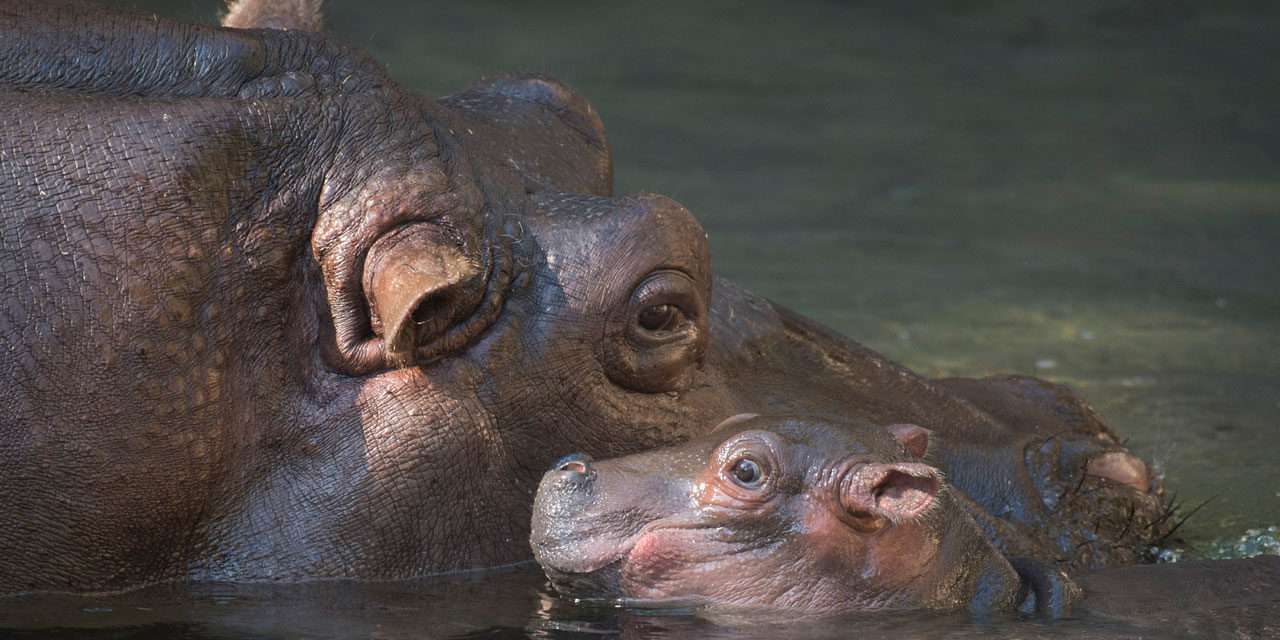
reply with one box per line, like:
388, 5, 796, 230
6, 0, 1278, 637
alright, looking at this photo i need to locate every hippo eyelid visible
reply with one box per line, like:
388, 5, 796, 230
624, 270, 702, 344
712, 431, 782, 464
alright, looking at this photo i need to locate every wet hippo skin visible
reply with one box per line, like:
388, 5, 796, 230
0, 0, 1166, 594
532, 415, 1280, 629
531, 415, 1073, 615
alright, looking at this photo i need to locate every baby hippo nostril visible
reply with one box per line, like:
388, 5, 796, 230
561, 460, 590, 474
553, 453, 593, 475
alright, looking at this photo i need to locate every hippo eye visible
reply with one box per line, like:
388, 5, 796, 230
601, 269, 708, 393
636, 303, 687, 333
729, 457, 764, 488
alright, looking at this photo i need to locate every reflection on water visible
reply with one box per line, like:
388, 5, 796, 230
1192, 526, 1280, 562
3, 564, 1278, 639
21, 0, 1280, 637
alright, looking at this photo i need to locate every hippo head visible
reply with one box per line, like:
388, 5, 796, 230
530, 415, 1027, 613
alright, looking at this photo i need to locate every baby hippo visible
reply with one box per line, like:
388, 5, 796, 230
531, 415, 1061, 614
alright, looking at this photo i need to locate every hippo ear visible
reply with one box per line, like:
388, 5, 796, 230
440, 75, 613, 196
841, 463, 941, 530
362, 224, 486, 369
223, 0, 324, 31
885, 423, 932, 458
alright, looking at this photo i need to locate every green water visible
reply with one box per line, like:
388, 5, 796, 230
11, 0, 1279, 637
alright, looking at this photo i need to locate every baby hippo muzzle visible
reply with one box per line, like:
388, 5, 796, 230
530, 415, 1034, 614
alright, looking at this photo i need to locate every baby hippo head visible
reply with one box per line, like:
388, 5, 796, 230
531, 415, 1026, 613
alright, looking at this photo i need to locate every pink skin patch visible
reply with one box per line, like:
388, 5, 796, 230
621, 528, 698, 599
884, 423, 931, 458
628, 531, 676, 571
1086, 451, 1150, 492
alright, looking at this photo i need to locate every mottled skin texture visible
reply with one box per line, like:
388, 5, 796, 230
532, 415, 1078, 614
0, 0, 1165, 594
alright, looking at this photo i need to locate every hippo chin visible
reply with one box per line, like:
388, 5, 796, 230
1, 0, 1165, 593
532, 415, 1074, 615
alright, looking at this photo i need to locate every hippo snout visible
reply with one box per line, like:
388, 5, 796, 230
532, 453, 605, 550
531, 453, 634, 581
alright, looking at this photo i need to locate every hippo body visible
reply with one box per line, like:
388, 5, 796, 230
532, 416, 1277, 624
531, 415, 1072, 615
0, 0, 1164, 594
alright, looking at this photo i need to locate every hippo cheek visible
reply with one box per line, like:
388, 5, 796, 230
618, 528, 706, 600
865, 520, 944, 584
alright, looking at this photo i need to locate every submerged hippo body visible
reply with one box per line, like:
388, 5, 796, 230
0, 0, 1164, 594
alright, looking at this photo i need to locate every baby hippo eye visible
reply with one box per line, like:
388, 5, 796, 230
729, 458, 764, 488
637, 304, 686, 332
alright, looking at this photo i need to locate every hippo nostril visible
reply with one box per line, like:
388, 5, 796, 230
553, 453, 593, 475
561, 460, 589, 474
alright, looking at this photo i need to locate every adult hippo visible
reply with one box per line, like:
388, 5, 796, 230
0, 0, 1167, 594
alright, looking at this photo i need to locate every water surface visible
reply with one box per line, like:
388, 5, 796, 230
4, 563, 1277, 639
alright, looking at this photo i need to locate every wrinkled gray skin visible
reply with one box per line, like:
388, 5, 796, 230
532, 415, 1078, 615
0, 0, 1166, 594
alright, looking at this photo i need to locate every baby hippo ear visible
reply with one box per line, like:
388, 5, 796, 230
363, 224, 486, 368
223, 0, 324, 31
841, 463, 942, 530
885, 423, 932, 458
